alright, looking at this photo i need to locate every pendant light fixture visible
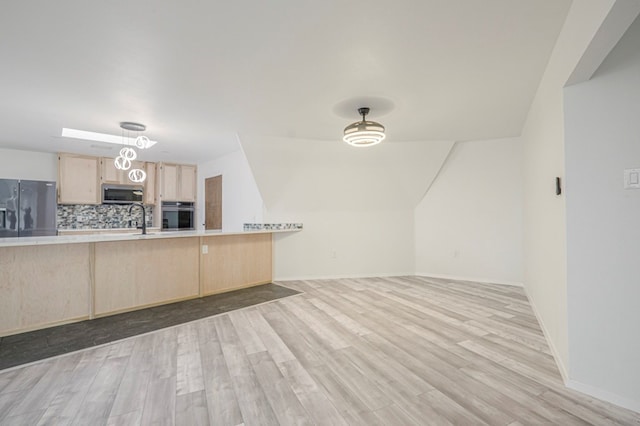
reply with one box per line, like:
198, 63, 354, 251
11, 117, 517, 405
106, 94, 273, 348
343, 107, 385, 147
115, 122, 149, 183
114, 146, 137, 170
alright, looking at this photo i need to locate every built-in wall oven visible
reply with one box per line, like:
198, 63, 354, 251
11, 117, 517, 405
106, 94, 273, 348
161, 201, 195, 231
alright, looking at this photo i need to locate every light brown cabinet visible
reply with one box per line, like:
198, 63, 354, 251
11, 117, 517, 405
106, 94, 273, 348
100, 157, 121, 184
58, 153, 100, 204
201, 234, 272, 295
144, 162, 156, 205
157, 162, 197, 202
160, 163, 179, 201
179, 165, 197, 201
0, 232, 275, 335
100, 157, 145, 186
59, 154, 157, 205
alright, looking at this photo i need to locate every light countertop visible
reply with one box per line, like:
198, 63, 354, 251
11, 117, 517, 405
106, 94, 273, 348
57, 227, 162, 235
0, 228, 300, 248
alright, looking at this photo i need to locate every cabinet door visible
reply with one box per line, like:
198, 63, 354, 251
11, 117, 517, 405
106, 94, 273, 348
58, 154, 100, 204
102, 158, 146, 185
101, 157, 124, 184
144, 162, 156, 205
179, 165, 197, 202
161, 163, 179, 201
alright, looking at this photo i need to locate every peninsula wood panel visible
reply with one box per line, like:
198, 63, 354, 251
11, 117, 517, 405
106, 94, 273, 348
201, 234, 272, 295
0, 244, 91, 336
2, 277, 638, 424
94, 237, 200, 316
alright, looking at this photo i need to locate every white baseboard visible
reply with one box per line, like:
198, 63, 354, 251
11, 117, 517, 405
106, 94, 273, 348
276, 272, 523, 287
565, 378, 640, 414
414, 272, 523, 287
274, 272, 414, 282
522, 286, 569, 382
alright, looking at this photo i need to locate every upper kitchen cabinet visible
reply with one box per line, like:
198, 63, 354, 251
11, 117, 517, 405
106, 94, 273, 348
160, 163, 179, 201
157, 163, 197, 202
100, 157, 144, 186
179, 165, 197, 202
100, 157, 122, 184
58, 153, 100, 204
144, 162, 156, 205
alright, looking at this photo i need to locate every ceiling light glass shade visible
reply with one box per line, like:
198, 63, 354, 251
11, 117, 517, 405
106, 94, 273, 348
134, 135, 150, 149
343, 107, 386, 147
128, 168, 147, 183
114, 147, 137, 170
119, 147, 137, 160
114, 156, 132, 170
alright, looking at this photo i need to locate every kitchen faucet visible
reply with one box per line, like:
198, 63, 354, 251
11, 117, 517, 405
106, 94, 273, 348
128, 203, 147, 235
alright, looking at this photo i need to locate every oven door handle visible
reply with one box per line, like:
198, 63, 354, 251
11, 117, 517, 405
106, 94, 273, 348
162, 208, 194, 212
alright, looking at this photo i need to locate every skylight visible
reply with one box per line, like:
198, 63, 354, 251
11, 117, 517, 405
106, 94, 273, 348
61, 128, 157, 148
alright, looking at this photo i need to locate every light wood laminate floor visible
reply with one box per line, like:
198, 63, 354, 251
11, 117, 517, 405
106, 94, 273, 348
0, 276, 638, 425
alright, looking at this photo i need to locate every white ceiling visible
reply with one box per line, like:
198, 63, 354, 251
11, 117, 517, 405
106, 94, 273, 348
0, 0, 570, 164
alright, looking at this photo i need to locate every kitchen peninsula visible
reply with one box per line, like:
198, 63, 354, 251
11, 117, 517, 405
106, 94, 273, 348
0, 228, 299, 337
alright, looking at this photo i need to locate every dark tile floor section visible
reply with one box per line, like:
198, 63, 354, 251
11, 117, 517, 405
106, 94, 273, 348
0, 283, 299, 370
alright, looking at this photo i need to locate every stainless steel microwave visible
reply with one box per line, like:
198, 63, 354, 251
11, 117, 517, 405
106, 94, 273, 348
102, 184, 144, 204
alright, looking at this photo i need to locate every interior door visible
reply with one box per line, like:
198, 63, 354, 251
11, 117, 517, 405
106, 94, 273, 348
205, 175, 222, 230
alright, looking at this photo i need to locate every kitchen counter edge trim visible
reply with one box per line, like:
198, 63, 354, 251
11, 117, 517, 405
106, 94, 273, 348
0, 229, 300, 248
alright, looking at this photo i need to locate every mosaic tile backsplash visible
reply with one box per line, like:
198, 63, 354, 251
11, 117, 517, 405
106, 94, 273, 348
243, 223, 303, 231
58, 205, 154, 229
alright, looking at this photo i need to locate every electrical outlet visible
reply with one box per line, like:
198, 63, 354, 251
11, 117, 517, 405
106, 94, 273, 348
77, 215, 84, 222
624, 169, 640, 189
202, 245, 208, 254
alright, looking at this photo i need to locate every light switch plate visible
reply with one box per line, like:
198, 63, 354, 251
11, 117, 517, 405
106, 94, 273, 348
201, 245, 208, 254
624, 169, 640, 189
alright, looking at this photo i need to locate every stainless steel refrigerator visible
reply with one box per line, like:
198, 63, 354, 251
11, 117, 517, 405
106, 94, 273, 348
0, 179, 57, 238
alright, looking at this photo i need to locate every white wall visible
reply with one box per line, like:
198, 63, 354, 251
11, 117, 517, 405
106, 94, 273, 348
269, 209, 415, 280
521, 0, 618, 380
196, 147, 264, 232
0, 148, 57, 181
240, 134, 454, 280
240, 134, 455, 212
564, 14, 640, 409
521, 74, 570, 378
415, 138, 523, 286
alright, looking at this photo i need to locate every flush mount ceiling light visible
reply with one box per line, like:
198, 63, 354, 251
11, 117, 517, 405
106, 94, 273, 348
343, 107, 386, 147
